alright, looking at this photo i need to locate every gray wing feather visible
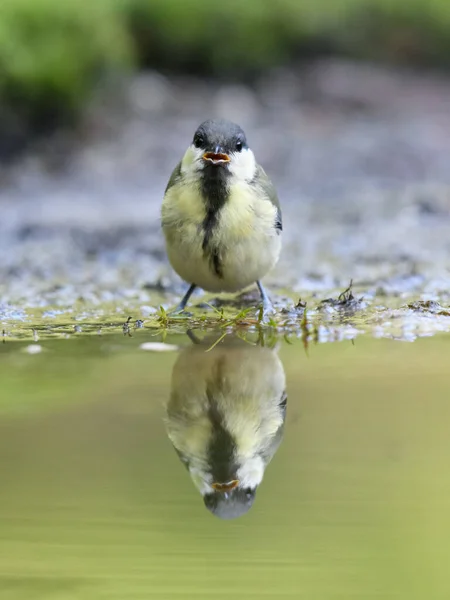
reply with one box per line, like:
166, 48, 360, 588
164, 161, 182, 195
254, 164, 282, 232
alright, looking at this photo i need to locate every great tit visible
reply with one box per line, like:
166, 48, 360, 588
164, 332, 287, 519
161, 119, 282, 315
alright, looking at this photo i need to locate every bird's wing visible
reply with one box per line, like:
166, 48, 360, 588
260, 390, 287, 464
255, 164, 282, 232
164, 161, 182, 195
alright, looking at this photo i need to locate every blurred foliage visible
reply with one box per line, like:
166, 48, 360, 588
0, 0, 450, 138
124, 0, 450, 73
124, 0, 309, 75
0, 0, 131, 132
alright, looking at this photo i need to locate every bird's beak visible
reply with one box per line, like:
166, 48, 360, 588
203, 146, 230, 165
212, 480, 239, 492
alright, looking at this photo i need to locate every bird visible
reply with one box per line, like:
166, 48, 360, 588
161, 118, 282, 316
164, 331, 287, 519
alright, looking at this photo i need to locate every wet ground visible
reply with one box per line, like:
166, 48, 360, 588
1, 60, 450, 340
1, 331, 450, 599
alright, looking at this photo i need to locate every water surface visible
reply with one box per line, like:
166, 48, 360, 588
1, 331, 449, 599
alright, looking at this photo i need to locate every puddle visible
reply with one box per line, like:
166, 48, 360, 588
1, 330, 450, 598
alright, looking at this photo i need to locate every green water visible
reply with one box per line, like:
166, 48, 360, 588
1, 331, 450, 599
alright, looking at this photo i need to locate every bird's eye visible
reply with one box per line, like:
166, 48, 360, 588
245, 488, 253, 499
236, 140, 243, 152
194, 136, 204, 149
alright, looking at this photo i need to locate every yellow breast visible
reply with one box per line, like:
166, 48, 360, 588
162, 180, 205, 228
213, 182, 277, 246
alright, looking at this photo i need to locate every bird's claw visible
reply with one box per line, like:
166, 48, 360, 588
258, 301, 276, 324
168, 308, 193, 317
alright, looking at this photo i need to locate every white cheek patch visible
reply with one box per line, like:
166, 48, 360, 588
228, 148, 256, 182
189, 467, 214, 496
181, 145, 203, 177
237, 456, 265, 489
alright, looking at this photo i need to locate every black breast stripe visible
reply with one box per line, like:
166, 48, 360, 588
206, 358, 238, 482
201, 164, 230, 278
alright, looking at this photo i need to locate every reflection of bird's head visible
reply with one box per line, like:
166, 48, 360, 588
165, 333, 287, 519
203, 486, 255, 520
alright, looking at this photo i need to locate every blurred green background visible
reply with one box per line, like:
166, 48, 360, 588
1, 0, 450, 134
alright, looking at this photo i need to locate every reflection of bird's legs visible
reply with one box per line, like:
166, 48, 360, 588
256, 328, 265, 347
186, 330, 202, 345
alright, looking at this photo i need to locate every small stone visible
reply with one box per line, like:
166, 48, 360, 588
24, 344, 42, 354
139, 342, 178, 352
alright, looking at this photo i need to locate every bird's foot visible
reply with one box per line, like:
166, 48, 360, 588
167, 306, 193, 318
167, 283, 197, 317
256, 281, 276, 324
258, 299, 276, 324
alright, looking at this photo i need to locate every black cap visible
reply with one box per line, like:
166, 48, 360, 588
203, 487, 256, 520
193, 119, 248, 154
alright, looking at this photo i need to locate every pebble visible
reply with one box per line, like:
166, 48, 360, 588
139, 342, 178, 352
23, 344, 43, 354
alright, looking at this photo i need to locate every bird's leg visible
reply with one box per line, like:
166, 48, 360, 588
256, 281, 275, 319
170, 283, 197, 314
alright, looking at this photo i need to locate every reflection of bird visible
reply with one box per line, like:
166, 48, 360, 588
164, 332, 287, 519
161, 119, 282, 316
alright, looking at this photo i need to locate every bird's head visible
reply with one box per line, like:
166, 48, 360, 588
181, 119, 257, 183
